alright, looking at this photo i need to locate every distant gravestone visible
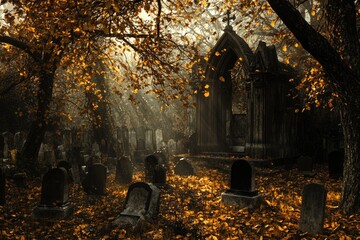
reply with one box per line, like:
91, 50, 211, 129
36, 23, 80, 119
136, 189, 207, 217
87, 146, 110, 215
221, 160, 261, 209
14, 132, 24, 151
174, 158, 195, 176
299, 183, 327, 234
153, 165, 166, 185
0, 135, 4, 158
112, 182, 160, 228
297, 156, 314, 176
68, 147, 83, 183
57, 160, 73, 183
32, 168, 73, 219
144, 155, 159, 182
82, 163, 107, 195
115, 156, 133, 184
167, 139, 177, 156
0, 167, 5, 205
327, 150, 344, 179
13, 172, 27, 188
154, 150, 169, 169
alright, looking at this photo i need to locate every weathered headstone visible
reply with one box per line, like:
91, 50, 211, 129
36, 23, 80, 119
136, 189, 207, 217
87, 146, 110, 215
297, 155, 314, 177
153, 165, 166, 185
0, 167, 5, 205
14, 131, 25, 152
154, 150, 169, 169
167, 139, 177, 156
144, 155, 159, 182
0, 135, 4, 158
174, 158, 195, 176
145, 129, 154, 151
57, 160, 73, 183
176, 139, 186, 154
82, 163, 107, 195
221, 160, 261, 208
115, 156, 133, 184
112, 182, 160, 228
13, 172, 27, 188
299, 183, 327, 234
327, 150, 344, 179
68, 146, 83, 183
32, 168, 73, 219
155, 129, 163, 151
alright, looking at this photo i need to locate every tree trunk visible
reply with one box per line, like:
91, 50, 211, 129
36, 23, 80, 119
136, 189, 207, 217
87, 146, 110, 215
17, 66, 55, 174
266, 0, 360, 214
339, 100, 360, 214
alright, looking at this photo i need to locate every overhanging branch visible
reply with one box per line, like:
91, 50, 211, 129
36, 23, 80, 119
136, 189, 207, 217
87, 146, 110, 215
0, 36, 41, 61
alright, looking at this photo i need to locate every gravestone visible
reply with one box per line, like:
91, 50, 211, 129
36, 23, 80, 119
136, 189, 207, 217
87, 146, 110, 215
0, 135, 4, 158
153, 165, 166, 185
0, 167, 5, 205
299, 183, 327, 234
112, 182, 160, 228
14, 132, 25, 151
144, 155, 159, 182
82, 163, 107, 195
145, 129, 154, 151
167, 139, 177, 156
327, 150, 344, 179
57, 160, 73, 183
44, 150, 56, 168
32, 168, 73, 219
13, 172, 27, 188
68, 146, 83, 183
154, 150, 169, 169
176, 139, 186, 154
297, 155, 315, 177
115, 156, 133, 184
155, 129, 163, 151
221, 160, 261, 208
174, 158, 195, 176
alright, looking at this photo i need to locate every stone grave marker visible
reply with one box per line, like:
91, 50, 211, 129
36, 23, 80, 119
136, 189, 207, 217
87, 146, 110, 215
174, 158, 195, 176
153, 165, 166, 185
68, 146, 83, 183
112, 182, 160, 228
167, 139, 177, 156
0, 135, 4, 158
44, 150, 56, 168
155, 129, 163, 151
154, 150, 169, 169
221, 160, 261, 209
57, 160, 73, 183
144, 154, 159, 182
299, 183, 327, 234
32, 167, 73, 219
13, 172, 27, 188
327, 150, 344, 179
297, 155, 315, 177
82, 163, 107, 195
115, 156, 133, 184
0, 167, 5, 205
14, 132, 24, 151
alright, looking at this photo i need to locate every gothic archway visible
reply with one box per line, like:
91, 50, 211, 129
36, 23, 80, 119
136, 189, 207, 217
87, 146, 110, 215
196, 26, 253, 152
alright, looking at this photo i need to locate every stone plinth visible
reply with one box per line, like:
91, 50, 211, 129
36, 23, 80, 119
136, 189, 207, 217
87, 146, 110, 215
221, 190, 261, 209
32, 202, 73, 219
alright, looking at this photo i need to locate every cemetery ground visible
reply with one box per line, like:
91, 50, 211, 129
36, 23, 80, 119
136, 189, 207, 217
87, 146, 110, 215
1, 160, 359, 240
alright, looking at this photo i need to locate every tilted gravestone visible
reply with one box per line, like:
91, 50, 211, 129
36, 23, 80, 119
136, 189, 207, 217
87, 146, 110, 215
144, 154, 159, 182
112, 182, 160, 228
115, 156, 133, 184
32, 167, 73, 219
221, 160, 261, 209
174, 158, 195, 176
297, 155, 315, 177
327, 150, 344, 179
82, 163, 107, 195
299, 183, 327, 234
0, 167, 5, 205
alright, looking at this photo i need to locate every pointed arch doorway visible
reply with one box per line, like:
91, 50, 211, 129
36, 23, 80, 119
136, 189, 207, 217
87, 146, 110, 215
196, 26, 253, 153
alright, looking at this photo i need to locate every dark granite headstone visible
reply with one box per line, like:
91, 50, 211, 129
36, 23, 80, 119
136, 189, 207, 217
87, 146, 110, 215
13, 172, 27, 188
174, 158, 195, 176
0, 167, 5, 205
297, 156, 314, 176
115, 156, 133, 184
144, 154, 159, 182
112, 182, 160, 228
0, 135, 4, 158
327, 150, 344, 179
32, 167, 73, 219
57, 160, 73, 183
153, 164, 166, 184
229, 160, 257, 196
299, 183, 327, 234
82, 163, 107, 195
221, 160, 261, 208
